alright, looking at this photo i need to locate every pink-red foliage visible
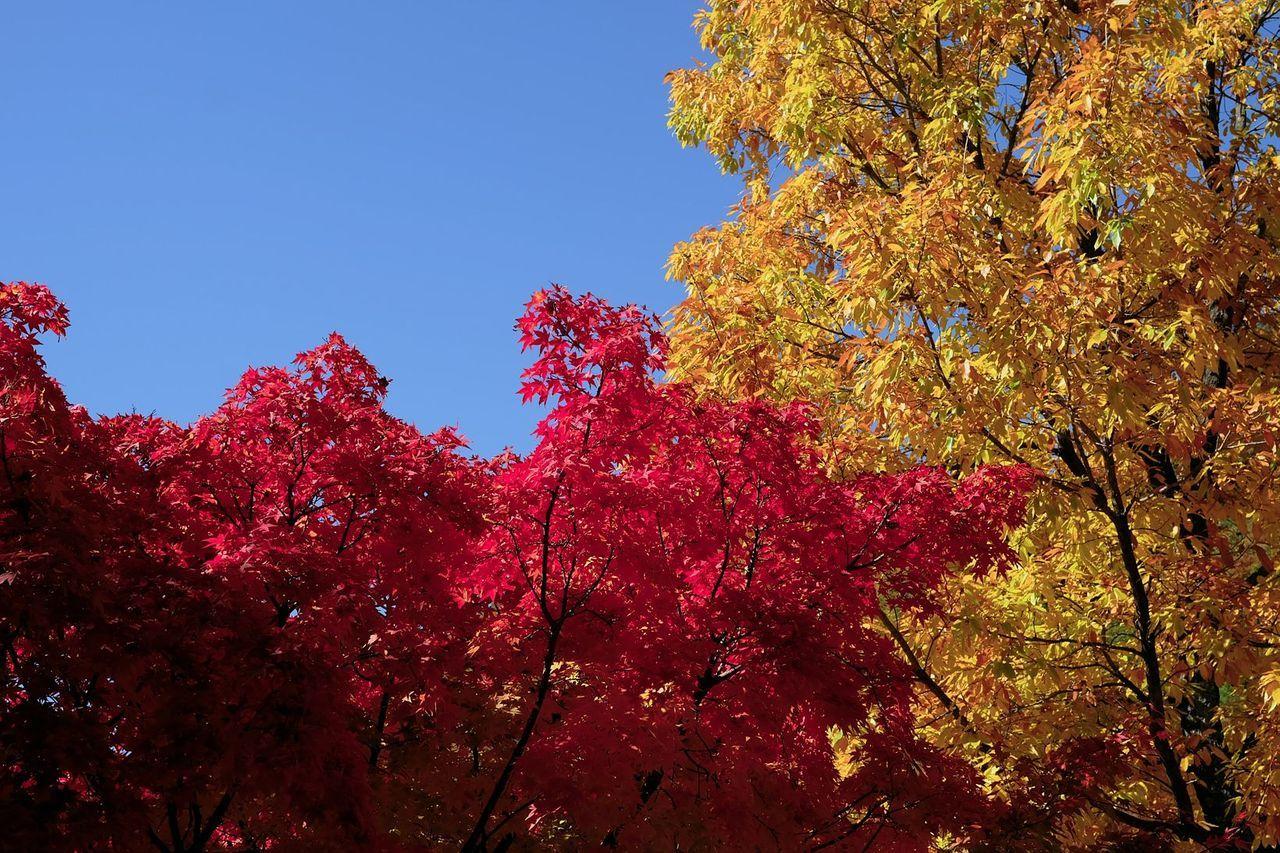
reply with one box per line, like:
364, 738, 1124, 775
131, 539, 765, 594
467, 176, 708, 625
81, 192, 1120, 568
0, 281, 1032, 850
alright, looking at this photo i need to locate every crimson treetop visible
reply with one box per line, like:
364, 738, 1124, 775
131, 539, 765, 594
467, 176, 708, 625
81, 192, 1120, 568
0, 281, 1032, 850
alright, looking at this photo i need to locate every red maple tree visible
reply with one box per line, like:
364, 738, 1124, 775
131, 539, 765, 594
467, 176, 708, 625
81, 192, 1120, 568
0, 281, 1033, 850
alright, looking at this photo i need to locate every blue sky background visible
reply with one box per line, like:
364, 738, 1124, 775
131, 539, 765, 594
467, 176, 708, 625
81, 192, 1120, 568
1, 2, 734, 455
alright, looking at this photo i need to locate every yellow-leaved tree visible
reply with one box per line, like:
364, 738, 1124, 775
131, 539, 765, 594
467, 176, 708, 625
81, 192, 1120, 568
664, 0, 1280, 847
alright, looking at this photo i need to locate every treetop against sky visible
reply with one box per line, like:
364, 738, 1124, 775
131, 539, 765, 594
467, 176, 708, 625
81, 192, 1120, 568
0, 2, 726, 456
6, 0, 1280, 849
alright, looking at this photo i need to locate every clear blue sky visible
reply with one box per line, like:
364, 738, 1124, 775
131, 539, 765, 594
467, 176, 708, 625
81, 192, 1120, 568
1, 2, 734, 455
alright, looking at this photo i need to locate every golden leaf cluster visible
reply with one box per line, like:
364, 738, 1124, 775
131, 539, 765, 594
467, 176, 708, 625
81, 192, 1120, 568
666, 0, 1280, 846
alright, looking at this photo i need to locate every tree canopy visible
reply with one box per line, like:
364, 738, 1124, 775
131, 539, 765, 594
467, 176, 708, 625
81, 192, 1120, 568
10, 0, 1280, 847
0, 281, 1030, 850
665, 0, 1280, 846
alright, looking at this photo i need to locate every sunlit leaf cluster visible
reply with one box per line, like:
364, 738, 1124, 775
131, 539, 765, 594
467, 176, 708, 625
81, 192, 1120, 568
666, 0, 1280, 846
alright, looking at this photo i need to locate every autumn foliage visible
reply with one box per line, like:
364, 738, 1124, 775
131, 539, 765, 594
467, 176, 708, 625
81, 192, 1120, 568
0, 281, 1032, 850
16, 3, 1280, 846
664, 0, 1280, 847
